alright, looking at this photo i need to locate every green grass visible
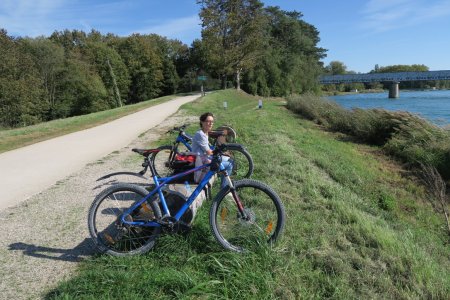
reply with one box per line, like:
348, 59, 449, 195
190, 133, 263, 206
46, 90, 449, 299
0, 94, 193, 154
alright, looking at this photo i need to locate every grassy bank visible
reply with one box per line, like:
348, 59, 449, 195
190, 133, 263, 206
287, 93, 450, 181
0, 94, 187, 154
47, 90, 449, 299
322, 88, 385, 96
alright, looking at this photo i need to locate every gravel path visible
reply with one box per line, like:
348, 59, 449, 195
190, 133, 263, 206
0, 95, 199, 210
0, 111, 197, 300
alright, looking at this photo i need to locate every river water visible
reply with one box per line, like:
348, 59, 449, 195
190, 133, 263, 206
329, 90, 450, 126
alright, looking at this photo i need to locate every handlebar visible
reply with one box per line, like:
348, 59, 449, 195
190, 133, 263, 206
166, 124, 229, 142
212, 143, 244, 156
167, 124, 189, 134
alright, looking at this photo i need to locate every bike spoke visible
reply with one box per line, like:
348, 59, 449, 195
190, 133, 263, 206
89, 184, 162, 256
211, 180, 285, 253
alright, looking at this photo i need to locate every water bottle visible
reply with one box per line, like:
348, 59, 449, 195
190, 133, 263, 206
184, 181, 192, 197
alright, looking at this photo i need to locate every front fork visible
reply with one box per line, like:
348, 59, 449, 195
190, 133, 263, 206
222, 171, 247, 219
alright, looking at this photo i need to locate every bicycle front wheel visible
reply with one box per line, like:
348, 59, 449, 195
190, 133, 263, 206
88, 183, 162, 256
226, 145, 254, 179
210, 179, 285, 253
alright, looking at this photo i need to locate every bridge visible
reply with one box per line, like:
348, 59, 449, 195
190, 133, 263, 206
319, 70, 450, 98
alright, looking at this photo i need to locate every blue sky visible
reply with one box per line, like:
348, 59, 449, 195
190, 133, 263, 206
1, 0, 450, 73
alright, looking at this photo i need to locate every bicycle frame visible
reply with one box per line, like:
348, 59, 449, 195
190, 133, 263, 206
171, 128, 221, 155
120, 160, 226, 228
164, 132, 193, 165
175, 133, 192, 151
164, 126, 232, 169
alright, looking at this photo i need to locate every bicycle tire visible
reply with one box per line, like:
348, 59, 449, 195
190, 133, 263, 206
216, 125, 237, 143
88, 183, 162, 256
209, 179, 285, 253
226, 144, 254, 179
151, 145, 174, 178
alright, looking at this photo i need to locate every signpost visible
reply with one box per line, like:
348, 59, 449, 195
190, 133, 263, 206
197, 75, 207, 96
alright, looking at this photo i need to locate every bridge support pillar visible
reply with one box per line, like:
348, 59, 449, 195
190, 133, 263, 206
389, 82, 399, 98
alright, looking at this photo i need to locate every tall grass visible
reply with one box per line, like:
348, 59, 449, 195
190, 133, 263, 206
47, 90, 449, 299
287, 94, 450, 180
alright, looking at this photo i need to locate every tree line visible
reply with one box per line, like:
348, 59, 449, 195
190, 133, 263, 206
0, 29, 197, 128
0, 1, 326, 129
323, 61, 450, 92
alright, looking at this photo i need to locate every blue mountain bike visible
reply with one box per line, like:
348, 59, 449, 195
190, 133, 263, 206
151, 124, 254, 180
88, 144, 285, 256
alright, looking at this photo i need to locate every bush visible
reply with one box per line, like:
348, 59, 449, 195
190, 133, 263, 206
287, 93, 350, 129
287, 94, 450, 180
385, 118, 450, 179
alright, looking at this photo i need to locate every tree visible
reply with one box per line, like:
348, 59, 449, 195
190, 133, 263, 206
325, 61, 347, 75
59, 53, 109, 116
155, 37, 183, 95
180, 39, 212, 92
24, 37, 66, 119
241, 6, 326, 96
374, 64, 429, 73
49, 29, 88, 54
0, 29, 44, 127
372, 64, 431, 89
117, 34, 164, 103
198, 0, 267, 89
84, 41, 130, 106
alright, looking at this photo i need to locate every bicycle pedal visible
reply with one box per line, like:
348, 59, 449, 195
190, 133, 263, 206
159, 215, 177, 226
103, 232, 116, 245
173, 222, 192, 235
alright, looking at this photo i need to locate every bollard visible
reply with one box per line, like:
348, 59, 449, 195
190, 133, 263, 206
258, 99, 262, 109
223, 101, 228, 109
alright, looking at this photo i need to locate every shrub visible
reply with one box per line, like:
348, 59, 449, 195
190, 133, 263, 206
287, 93, 350, 129
287, 94, 450, 180
385, 118, 450, 179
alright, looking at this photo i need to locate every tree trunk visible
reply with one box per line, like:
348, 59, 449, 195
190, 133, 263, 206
189, 70, 192, 92
235, 69, 241, 90
221, 74, 227, 89
107, 59, 122, 107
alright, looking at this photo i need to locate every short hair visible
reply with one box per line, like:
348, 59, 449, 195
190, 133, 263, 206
199, 112, 214, 127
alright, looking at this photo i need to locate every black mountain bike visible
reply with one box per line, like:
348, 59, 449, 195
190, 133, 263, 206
150, 124, 254, 180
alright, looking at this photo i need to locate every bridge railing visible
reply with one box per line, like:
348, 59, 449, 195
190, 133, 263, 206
319, 70, 450, 84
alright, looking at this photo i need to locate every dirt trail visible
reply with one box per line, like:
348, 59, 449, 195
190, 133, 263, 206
0, 104, 197, 299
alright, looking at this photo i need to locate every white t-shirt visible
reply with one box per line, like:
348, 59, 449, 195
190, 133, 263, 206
192, 129, 210, 156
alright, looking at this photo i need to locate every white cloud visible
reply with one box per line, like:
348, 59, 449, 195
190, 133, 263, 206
361, 0, 450, 33
363, 0, 412, 14
0, 1, 200, 43
0, 0, 133, 37
0, 0, 68, 36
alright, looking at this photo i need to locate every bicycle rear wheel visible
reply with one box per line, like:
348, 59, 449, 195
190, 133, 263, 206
151, 145, 174, 178
88, 183, 162, 256
151, 144, 191, 178
216, 125, 237, 143
210, 179, 285, 253
226, 145, 254, 179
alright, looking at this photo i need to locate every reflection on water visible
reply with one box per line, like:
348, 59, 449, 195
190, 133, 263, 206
329, 90, 450, 126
